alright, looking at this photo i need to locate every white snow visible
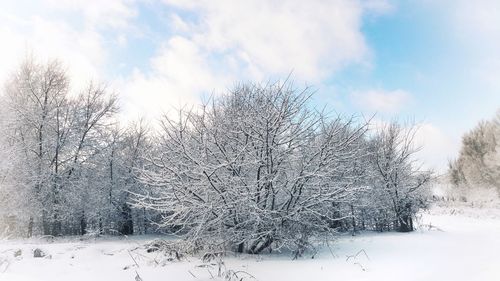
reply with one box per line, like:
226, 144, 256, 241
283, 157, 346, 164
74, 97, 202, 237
1, 208, 499, 281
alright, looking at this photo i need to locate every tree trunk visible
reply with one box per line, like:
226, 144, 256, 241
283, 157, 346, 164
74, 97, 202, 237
52, 212, 62, 236
398, 216, 412, 232
248, 236, 273, 254
237, 242, 245, 253
27, 216, 34, 238
119, 204, 134, 235
350, 204, 356, 236
80, 211, 87, 235
42, 210, 50, 235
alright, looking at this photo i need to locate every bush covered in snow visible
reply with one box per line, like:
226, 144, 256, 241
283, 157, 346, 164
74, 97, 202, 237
134, 81, 432, 255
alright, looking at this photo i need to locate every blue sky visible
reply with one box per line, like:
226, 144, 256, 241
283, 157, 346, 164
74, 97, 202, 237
0, 0, 499, 172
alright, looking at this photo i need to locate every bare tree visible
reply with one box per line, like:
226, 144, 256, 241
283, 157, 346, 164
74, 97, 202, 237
0, 57, 121, 236
367, 122, 431, 232
1, 58, 69, 236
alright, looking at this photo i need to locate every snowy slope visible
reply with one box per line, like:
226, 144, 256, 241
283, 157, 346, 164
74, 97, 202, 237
1, 209, 499, 281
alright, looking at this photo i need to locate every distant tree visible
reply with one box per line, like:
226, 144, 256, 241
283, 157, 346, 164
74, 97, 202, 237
449, 111, 500, 193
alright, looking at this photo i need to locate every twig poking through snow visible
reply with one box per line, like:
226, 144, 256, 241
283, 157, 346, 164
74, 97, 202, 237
345, 249, 370, 262
345, 249, 370, 273
128, 250, 140, 268
135, 270, 143, 281
0, 255, 10, 273
188, 270, 197, 279
354, 262, 366, 271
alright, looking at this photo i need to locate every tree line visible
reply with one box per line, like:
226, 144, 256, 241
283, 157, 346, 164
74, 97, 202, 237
0, 58, 432, 255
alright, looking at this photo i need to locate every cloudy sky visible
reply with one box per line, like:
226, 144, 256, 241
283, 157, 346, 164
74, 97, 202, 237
0, 0, 499, 172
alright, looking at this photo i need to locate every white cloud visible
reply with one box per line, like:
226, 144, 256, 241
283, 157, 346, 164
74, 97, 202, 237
438, 0, 500, 89
0, 0, 137, 91
0, 27, 24, 86
362, 0, 395, 15
451, 0, 500, 40
45, 0, 137, 29
351, 89, 412, 113
0, 0, 394, 124
414, 123, 459, 173
117, 0, 391, 121
117, 36, 231, 123
162, 0, 379, 81
0, 19, 102, 91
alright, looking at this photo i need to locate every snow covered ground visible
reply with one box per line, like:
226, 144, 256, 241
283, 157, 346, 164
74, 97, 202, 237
1, 207, 499, 281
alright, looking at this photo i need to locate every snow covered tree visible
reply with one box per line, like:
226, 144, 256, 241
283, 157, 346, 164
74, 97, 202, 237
0, 57, 160, 237
100, 120, 154, 235
449, 111, 500, 193
0, 57, 127, 236
135, 82, 369, 255
0, 58, 70, 236
366, 122, 431, 232
0, 57, 434, 242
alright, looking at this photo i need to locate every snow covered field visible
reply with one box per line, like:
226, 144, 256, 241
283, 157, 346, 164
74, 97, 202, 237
1, 208, 499, 281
